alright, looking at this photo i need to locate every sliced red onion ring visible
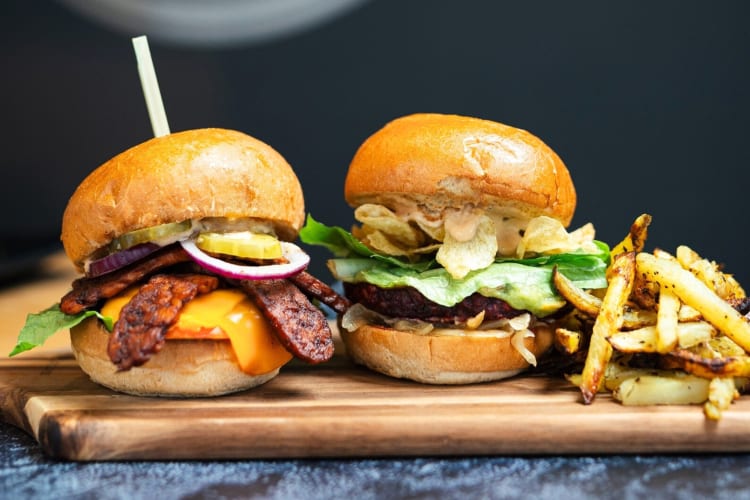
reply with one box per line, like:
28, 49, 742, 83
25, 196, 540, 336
86, 243, 161, 277
180, 239, 310, 280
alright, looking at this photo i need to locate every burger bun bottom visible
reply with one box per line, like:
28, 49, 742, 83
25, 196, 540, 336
341, 323, 554, 385
70, 318, 279, 397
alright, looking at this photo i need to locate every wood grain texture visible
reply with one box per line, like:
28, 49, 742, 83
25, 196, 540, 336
2, 349, 749, 461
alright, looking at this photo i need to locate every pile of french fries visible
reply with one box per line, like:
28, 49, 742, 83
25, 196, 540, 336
555, 214, 750, 420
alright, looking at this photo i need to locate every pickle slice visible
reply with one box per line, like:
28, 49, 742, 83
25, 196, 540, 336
196, 232, 282, 260
110, 220, 193, 251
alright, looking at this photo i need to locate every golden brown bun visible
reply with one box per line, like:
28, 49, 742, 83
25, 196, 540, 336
62, 128, 305, 271
70, 318, 279, 397
340, 323, 554, 385
345, 113, 576, 225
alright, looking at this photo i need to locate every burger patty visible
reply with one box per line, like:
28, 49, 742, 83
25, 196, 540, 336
343, 282, 522, 324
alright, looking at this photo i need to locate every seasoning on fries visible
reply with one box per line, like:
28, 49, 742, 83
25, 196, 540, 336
554, 213, 750, 420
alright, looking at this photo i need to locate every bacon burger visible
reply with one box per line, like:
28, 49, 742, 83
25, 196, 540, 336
11, 128, 348, 396
301, 113, 609, 384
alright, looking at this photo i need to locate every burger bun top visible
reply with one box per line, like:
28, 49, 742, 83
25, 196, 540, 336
344, 113, 576, 225
61, 128, 305, 271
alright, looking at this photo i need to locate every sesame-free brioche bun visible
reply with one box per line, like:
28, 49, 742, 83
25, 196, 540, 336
341, 323, 554, 385
62, 128, 305, 271
70, 318, 279, 397
344, 113, 576, 225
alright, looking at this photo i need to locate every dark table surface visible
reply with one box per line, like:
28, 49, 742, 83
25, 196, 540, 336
3, 421, 750, 499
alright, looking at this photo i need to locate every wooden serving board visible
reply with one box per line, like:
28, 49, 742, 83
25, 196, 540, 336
2, 337, 750, 461
1, 254, 748, 460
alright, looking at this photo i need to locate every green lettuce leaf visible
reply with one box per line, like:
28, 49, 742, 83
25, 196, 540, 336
329, 257, 607, 317
9, 304, 114, 357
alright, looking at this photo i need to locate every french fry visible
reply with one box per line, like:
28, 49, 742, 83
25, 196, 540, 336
601, 361, 655, 392
552, 268, 657, 329
653, 247, 678, 262
630, 272, 659, 310
656, 288, 680, 353
710, 335, 746, 357
622, 307, 659, 329
635, 253, 750, 352
607, 327, 656, 353
628, 249, 677, 314
612, 371, 711, 406
565, 359, 657, 392
557, 213, 750, 420
580, 252, 635, 403
678, 304, 702, 322
676, 245, 746, 300
607, 322, 715, 353
678, 321, 717, 348
704, 377, 737, 420
552, 268, 601, 317
610, 213, 652, 257
555, 328, 581, 355
667, 348, 750, 378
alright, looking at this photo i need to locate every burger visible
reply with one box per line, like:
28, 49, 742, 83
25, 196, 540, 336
300, 113, 610, 384
11, 128, 348, 397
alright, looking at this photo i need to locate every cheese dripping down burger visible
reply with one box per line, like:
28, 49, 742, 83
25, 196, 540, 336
11, 128, 349, 397
300, 113, 610, 384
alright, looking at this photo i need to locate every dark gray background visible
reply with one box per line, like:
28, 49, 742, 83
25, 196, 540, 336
3, 1, 749, 282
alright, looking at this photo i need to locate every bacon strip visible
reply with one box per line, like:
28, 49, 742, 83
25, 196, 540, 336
61, 246, 191, 315
288, 271, 351, 314
107, 274, 219, 370
238, 279, 334, 363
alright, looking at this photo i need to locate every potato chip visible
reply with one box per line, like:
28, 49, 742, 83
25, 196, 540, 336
516, 216, 598, 258
568, 223, 596, 247
353, 204, 441, 257
358, 228, 411, 256
354, 204, 424, 248
436, 214, 497, 279
414, 218, 445, 242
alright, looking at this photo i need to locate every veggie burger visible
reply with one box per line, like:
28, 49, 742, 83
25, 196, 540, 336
12, 128, 348, 397
301, 113, 609, 384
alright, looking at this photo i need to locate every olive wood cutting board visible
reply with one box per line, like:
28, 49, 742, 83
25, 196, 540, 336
2, 335, 750, 461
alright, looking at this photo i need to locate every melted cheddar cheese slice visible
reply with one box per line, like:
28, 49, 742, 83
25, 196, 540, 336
101, 287, 292, 375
